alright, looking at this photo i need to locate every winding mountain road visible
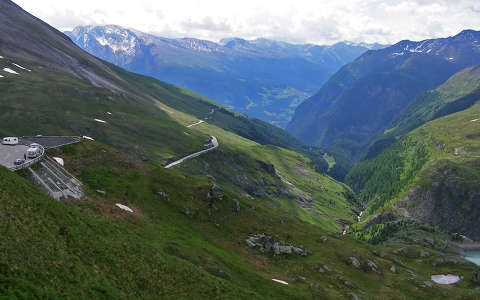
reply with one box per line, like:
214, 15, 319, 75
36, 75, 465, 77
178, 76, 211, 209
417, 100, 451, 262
164, 136, 218, 168
186, 120, 204, 127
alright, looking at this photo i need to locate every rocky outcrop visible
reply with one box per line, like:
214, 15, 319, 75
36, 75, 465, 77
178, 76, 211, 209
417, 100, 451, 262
396, 159, 480, 240
348, 257, 361, 269
393, 247, 410, 256
207, 183, 224, 201
233, 200, 240, 213
245, 234, 309, 256
473, 270, 480, 284
256, 160, 276, 175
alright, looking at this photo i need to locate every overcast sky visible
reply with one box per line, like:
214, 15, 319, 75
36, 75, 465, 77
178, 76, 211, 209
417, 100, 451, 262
12, 0, 480, 45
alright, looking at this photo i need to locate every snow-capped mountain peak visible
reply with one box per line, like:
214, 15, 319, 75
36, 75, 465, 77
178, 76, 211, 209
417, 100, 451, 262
68, 25, 139, 56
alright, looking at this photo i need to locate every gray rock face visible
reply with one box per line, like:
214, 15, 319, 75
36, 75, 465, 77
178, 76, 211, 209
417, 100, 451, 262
317, 236, 328, 243
208, 183, 224, 201
419, 281, 433, 288
367, 260, 381, 274
390, 265, 397, 273
393, 247, 409, 256
294, 276, 307, 283
339, 276, 355, 288
274, 244, 292, 255
233, 200, 240, 213
432, 257, 465, 267
396, 166, 480, 240
348, 257, 361, 269
245, 234, 308, 256
156, 189, 170, 202
473, 270, 480, 284
420, 250, 430, 258
348, 292, 361, 300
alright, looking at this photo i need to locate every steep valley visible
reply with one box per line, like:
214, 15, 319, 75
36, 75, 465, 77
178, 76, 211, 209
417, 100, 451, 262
2, 0, 480, 298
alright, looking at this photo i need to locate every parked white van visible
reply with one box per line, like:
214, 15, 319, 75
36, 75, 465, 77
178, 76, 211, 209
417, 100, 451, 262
26, 147, 42, 159
2, 137, 18, 145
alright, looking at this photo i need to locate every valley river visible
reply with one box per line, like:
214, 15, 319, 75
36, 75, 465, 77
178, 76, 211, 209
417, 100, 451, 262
465, 251, 480, 266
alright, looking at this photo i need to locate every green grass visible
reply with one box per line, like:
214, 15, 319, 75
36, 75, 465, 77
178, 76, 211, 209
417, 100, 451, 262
0, 58, 207, 161
0, 56, 359, 238
347, 100, 480, 238
381, 65, 480, 140
154, 102, 359, 231
1, 141, 479, 299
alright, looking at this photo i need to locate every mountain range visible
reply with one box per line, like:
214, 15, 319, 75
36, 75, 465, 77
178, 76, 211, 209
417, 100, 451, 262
346, 63, 480, 243
2, 0, 480, 298
288, 29, 480, 163
65, 25, 385, 128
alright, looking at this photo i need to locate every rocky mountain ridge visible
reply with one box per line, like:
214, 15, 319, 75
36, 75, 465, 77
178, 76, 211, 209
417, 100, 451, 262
65, 25, 386, 127
287, 29, 480, 169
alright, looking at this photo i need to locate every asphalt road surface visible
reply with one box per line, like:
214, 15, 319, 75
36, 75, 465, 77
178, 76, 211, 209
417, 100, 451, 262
0, 144, 29, 169
164, 136, 218, 168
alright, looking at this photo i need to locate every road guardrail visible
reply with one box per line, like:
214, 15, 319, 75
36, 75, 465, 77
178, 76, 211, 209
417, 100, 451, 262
9, 145, 45, 171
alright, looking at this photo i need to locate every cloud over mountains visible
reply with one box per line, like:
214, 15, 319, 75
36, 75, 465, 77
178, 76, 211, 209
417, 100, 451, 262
13, 0, 480, 44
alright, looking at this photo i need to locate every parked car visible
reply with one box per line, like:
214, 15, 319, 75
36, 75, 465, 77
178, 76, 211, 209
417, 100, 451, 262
29, 143, 41, 148
26, 147, 42, 159
2, 137, 18, 145
14, 158, 25, 165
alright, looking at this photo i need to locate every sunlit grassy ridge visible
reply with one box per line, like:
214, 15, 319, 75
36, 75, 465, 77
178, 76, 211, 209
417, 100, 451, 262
153, 101, 358, 230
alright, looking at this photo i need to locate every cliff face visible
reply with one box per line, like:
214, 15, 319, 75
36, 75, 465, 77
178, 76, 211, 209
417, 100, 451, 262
397, 158, 480, 240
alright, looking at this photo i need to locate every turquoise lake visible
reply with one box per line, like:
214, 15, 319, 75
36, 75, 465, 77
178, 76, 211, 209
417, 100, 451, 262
465, 251, 480, 266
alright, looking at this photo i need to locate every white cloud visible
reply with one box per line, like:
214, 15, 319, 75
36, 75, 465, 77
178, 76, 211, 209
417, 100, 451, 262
12, 0, 480, 45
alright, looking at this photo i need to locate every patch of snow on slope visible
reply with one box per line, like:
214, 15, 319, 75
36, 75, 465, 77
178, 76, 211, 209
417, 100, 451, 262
95, 34, 137, 55
0, 75, 3, 78
94, 118, 107, 124
0, 56, 3, 59
106, 112, 112, 115
52, 157, 64, 166
448, 57, 454, 60
3, 68, 19, 74
82, 136, 95, 141
12, 63, 31, 72
431, 274, 461, 285
272, 279, 288, 285
115, 203, 134, 213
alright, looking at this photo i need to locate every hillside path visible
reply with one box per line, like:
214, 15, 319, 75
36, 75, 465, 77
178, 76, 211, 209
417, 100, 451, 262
164, 136, 218, 168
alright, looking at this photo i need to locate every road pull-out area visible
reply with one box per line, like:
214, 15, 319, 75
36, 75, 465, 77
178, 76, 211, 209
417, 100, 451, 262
164, 136, 218, 169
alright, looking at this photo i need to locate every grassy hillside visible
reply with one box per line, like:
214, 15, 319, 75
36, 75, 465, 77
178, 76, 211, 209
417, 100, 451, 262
0, 1, 357, 236
1, 141, 479, 299
0, 55, 357, 230
384, 64, 480, 139
152, 101, 359, 230
1, 0, 331, 172
347, 100, 480, 241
